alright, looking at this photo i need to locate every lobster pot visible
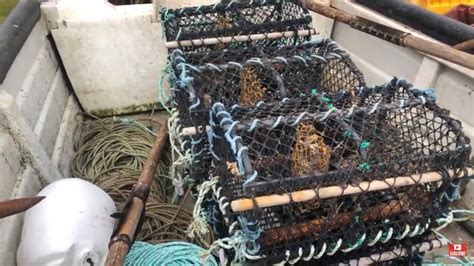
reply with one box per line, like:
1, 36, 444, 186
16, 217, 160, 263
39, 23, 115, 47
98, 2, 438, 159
206, 79, 471, 264
160, 0, 313, 52
170, 39, 365, 181
17, 179, 117, 266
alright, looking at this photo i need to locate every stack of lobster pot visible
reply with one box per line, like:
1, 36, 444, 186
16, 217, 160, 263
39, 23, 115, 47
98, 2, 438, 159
161, 0, 472, 264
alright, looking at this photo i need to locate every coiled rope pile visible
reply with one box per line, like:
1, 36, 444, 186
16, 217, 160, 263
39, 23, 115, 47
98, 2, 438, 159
71, 117, 200, 243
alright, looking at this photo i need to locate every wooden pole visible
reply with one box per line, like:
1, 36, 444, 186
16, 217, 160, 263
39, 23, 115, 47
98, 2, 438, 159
135, 125, 169, 192
453, 39, 474, 52
299, 0, 474, 69
261, 198, 409, 245
0, 196, 45, 219
105, 125, 169, 266
165, 29, 317, 49
230, 168, 473, 213
180, 125, 211, 137
106, 198, 144, 266
403, 36, 474, 69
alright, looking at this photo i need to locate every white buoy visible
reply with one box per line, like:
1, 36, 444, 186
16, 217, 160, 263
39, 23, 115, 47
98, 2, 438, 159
17, 178, 117, 266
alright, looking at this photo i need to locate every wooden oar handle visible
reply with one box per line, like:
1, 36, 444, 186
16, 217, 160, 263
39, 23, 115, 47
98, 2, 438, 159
0, 196, 45, 219
105, 125, 169, 266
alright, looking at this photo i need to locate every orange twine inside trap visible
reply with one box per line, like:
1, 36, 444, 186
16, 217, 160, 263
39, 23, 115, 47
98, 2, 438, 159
239, 67, 267, 106
291, 122, 331, 176
215, 16, 233, 49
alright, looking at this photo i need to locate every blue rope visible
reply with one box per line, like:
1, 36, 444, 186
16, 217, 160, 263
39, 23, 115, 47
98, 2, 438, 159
125, 241, 218, 266
177, 63, 194, 88
238, 216, 261, 254
412, 87, 437, 102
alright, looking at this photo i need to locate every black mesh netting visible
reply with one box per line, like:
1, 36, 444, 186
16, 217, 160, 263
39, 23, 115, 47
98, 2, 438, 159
169, 39, 365, 181
203, 78, 471, 264
160, 0, 312, 51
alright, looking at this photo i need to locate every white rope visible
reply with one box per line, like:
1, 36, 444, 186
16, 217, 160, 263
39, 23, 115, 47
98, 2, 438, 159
369, 102, 380, 114
187, 177, 219, 240
228, 221, 239, 235
288, 247, 303, 265
347, 104, 357, 117
342, 234, 366, 253
303, 245, 315, 261
381, 227, 394, 243
275, 250, 293, 265
409, 224, 420, 237
326, 239, 342, 256
395, 224, 411, 240
168, 111, 191, 198
368, 230, 383, 246
314, 243, 327, 259
434, 209, 474, 231
320, 108, 335, 121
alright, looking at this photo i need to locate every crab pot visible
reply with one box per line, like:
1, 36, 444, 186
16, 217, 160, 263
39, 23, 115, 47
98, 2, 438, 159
160, 0, 313, 52
205, 79, 471, 264
169, 39, 365, 181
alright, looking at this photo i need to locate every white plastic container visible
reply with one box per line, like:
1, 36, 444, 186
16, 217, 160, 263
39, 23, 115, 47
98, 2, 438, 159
17, 178, 117, 266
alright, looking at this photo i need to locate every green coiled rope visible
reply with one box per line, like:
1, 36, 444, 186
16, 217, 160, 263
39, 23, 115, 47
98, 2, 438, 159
125, 241, 218, 266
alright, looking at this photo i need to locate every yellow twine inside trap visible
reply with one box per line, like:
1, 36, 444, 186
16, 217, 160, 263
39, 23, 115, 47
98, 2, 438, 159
215, 16, 233, 49
239, 67, 267, 106
216, 16, 232, 30
291, 122, 331, 176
